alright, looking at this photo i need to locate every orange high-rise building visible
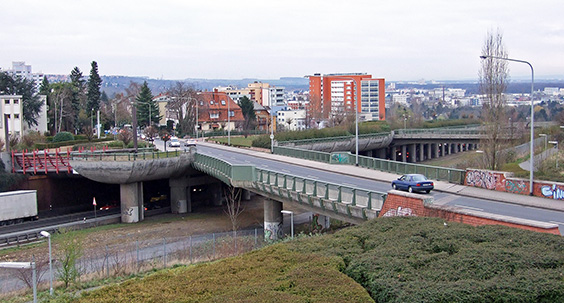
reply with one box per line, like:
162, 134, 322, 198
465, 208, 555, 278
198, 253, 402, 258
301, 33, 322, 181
307, 73, 385, 121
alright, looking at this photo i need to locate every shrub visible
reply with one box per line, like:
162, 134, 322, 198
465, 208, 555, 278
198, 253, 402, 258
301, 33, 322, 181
53, 132, 75, 143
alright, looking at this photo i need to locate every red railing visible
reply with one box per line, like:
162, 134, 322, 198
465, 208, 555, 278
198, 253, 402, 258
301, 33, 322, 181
11, 146, 106, 174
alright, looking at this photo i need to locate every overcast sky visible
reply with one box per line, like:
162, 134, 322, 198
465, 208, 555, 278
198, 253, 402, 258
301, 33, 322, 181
2, 0, 563, 81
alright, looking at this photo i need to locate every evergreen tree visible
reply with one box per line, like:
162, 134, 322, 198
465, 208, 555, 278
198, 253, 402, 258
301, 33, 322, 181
69, 67, 85, 133
135, 81, 160, 128
86, 61, 102, 112
39, 76, 50, 96
238, 96, 256, 131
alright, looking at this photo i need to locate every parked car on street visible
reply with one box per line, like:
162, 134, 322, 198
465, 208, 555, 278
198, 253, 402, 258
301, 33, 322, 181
391, 174, 434, 193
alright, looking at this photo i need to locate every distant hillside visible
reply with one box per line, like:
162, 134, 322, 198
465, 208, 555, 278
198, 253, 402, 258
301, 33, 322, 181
99, 76, 309, 97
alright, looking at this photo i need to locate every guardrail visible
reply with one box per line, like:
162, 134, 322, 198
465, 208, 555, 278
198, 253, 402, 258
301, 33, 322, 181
273, 146, 466, 184
70, 149, 185, 161
254, 168, 386, 216
273, 146, 331, 163
278, 132, 391, 147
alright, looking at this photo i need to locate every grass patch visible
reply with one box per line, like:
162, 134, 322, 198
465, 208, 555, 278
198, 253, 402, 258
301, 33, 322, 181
210, 136, 256, 147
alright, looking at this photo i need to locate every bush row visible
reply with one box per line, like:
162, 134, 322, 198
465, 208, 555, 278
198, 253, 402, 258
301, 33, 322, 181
285, 217, 564, 302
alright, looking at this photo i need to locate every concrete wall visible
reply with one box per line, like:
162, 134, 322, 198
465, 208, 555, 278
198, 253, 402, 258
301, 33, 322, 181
380, 190, 560, 235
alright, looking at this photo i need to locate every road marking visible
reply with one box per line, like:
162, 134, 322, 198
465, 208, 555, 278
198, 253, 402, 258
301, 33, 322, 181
307, 175, 319, 180
549, 221, 564, 225
454, 205, 483, 211
282, 169, 290, 173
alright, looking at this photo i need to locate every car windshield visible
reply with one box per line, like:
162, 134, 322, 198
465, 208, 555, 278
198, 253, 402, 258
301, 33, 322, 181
411, 175, 427, 181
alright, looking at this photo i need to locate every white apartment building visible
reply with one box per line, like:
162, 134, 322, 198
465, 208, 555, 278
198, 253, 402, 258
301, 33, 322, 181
1, 95, 24, 146
360, 79, 383, 121
3, 62, 45, 92
1, 94, 49, 148
214, 86, 251, 104
277, 109, 306, 131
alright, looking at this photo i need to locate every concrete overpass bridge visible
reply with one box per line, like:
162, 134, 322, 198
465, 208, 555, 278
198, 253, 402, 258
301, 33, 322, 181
280, 127, 484, 163
10, 145, 386, 239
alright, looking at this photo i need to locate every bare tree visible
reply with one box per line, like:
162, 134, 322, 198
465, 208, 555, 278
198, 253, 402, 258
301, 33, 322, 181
479, 28, 509, 170
224, 186, 244, 232
166, 82, 200, 136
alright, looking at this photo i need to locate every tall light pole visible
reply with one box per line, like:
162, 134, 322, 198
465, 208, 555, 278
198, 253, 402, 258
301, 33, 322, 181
227, 95, 231, 146
270, 107, 275, 153
40, 231, 53, 296
355, 94, 359, 166
480, 55, 534, 195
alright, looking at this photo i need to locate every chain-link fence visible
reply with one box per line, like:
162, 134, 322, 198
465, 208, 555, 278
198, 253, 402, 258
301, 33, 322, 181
0, 228, 266, 295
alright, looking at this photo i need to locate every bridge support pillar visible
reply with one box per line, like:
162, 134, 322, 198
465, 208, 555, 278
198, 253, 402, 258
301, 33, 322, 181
264, 199, 283, 241
427, 143, 432, 160
169, 176, 192, 214
408, 144, 416, 163
120, 182, 144, 223
419, 143, 424, 162
391, 147, 397, 161
377, 148, 387, 159
401, 145, 407, 162
243, 189, 251, 201
311, 214, 330, 232
441, 143, 446, 157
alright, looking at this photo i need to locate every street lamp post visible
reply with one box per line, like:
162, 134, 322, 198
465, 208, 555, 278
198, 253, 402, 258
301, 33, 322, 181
227, 96, 231, 146
40, 231, 53, 296
480, 55, 534, 195
281, 210, 294, 238
355, 95, 359, 166
270, 108, 275, 153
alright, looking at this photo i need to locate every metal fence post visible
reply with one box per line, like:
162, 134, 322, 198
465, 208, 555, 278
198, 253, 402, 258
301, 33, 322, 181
105, 245, 109, 277
136, 240, 139, 272
163, 238, 167, 268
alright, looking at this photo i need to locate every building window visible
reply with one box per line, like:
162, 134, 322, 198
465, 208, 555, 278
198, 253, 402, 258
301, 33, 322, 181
210, 113, 219, 119
4, 100, 9, 105
14, 114, 19, 119
221, 100, 226, 105
13, 100, 19, 104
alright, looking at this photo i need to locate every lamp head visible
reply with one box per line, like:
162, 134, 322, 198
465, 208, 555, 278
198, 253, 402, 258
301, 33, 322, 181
40, 231, 51, 238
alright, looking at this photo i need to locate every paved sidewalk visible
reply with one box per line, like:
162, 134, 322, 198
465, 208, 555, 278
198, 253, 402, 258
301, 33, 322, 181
198, 141, 564, 212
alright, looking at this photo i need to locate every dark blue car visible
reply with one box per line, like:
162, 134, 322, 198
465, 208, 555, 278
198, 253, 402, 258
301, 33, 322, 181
391, 174, 434, 194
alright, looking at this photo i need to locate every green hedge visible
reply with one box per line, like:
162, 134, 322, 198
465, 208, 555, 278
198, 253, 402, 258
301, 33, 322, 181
286, 217, 564, 302
33, 138, 114, 150
52, 131, 74, 143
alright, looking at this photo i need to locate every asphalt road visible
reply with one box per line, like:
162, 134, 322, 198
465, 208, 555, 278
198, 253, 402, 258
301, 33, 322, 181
196, 144, 564, 235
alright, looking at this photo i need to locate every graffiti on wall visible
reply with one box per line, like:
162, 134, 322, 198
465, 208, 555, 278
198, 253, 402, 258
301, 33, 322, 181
465, 170, 504, 190
383, 206, 415, 217
264, 221, 283, 241
541, 184, 564, 200
330, 153, 350, 164
505, 179, 528, 194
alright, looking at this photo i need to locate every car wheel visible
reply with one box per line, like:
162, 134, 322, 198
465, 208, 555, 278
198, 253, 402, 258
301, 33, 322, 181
392, 184, 397, 190
408, 186, 413, 193
425, 190, 431, 194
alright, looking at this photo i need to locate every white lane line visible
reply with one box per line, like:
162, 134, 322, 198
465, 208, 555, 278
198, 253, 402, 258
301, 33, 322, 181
282, 169, 291, 173
549, 221, 564, 225
454, 205, 483, 211
307, 175, 319, 180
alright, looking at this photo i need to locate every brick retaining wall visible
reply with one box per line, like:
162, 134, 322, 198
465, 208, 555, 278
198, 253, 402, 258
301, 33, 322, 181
380, 190, 560, 235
